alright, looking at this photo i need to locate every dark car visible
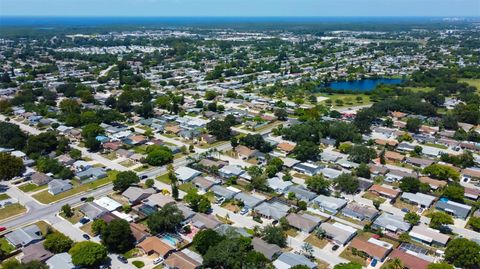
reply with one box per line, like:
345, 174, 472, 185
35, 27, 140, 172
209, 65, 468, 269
79, 218, 90, 225
117, 255, 128, 264
141, 175, 148, 179
80, 197, 87, 202
0, 226, 6, 232
332, 245, 339, 251
82, 234, 90, 240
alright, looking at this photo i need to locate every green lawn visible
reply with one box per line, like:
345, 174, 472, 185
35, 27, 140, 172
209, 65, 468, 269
0, 238, 16, 253
18, 183, 48, 193
134, 165, 151, 172
0, 193, 10, 201
460, 78, 480, 92
0, 203, 26, 220
178, 182, 196, 193
132, 260, 145, 268
119, 159, 136, 167
424, 143, 448, 150
406, 87, 434, 93
156, 173, 171, 184
319, 93, 372, 108
32, 171, 118, 204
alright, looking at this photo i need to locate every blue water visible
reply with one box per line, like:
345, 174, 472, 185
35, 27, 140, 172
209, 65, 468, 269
325, 78, 403, 92
161, 235, 179, 246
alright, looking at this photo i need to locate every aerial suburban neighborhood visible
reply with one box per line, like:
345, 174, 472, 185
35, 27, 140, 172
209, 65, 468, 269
0, 9, 479, 269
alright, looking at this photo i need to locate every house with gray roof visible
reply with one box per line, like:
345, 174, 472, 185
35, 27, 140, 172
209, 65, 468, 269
312, 195, 347, 214
373, 212, 411, 233
5, 224, 43, 248
319, 222, 357, 245
401, 192, 436, 208
48, 179, 73, 195
46, 253, 75, 269
80, 202, 107, 220
218, 165, 244, 178
286, 185, 317, 202
409, 225, 450, 247
435, 199, 472, 219
214, 224, 252, 238
320, 167, 343, 179
267, 177, 293, 193
76, 167, 107, 182
293, 162, 323, 176
252, 237, 282, 261
273, 252, 316, 269
192, 176, 217, 193
286, 213, 322, 233
21, 241, 53, 263
341, 203, 379, 222
191, 213, 221, 229
234, 192, 264, 208
175, 166, 202, 182
254, 201, 290, 220
122, 187, 156, 204
30, 172, 52, 186
210, 185, 236, 200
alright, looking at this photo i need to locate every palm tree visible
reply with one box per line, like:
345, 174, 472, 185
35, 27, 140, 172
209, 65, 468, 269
301, 243, 313, 257
386, 258, 404, 269
314, 227, 326, 239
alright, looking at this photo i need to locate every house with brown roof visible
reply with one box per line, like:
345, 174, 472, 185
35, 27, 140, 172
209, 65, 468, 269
165, 125, 182, 135
391, 111, 406, 119
103, 141, 122, 151
348, 237, 392, 261
235, 145, 258, 160
369, 185, 400, 200
163, 251, 201, 269
277, 142, 296, 155
126, 135, 147, 145
21, 241, 53, 263
251, 237, 282, 261
405, 157, 435, 168
138, 236, 175, 257
462, 168, 480, 181
130, 223, 150, 244
31, 172, 53, 186
374, 139, 398, 147
200, 134, 217, 144
419, 176, 447, 190
388, 248, 430, 269
384, 151, 405, 162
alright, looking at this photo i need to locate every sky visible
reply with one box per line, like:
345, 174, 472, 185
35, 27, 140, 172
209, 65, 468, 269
0, 0, 479, 17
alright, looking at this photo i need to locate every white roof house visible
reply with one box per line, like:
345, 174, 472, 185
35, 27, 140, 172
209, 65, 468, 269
93, 197, 122, 212
175, 166, 202, 182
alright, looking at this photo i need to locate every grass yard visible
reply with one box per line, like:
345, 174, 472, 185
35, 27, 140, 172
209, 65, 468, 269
102, 152, 118, 160
33, 171, 118, 204
0, 237, 16, 253
60, 208, 85, 224
178, 182, 196, 193
406, 87, 434, 93
134, 165, 151, 172
156, 173, 171, 184
18, 183, 48, 193
339, 247, 367, 265
460, 78, 480, 92
304, 234, 329, 249
80, 221, 94, 236
362, 192, 386, 204
319, 93, 373, 108
393, 199, 418, 213
0, 203, 26, 220
132, 261, 145, 268
424, 143, 448, 150
119, 159, 136, 167
317, 259, 330, 269
0, 193, 10, 201
123, 248, 141, 259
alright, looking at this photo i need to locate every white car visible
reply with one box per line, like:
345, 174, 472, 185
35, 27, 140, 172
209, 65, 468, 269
153, 257, 164, 265
240, 207, 249, 215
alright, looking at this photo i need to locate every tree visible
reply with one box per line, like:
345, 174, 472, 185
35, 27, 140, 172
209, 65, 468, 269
2, 260, 49, 269
404, 212, 420, 225
85, 136, 101, 151
385, 258, 404, 269
354, 108, 376, 134
206, 119, 232, 140
191, 229, 225, 255
145, 145, 173, 166
25, 132, 59, 156
428, 211, 454, 229
333, 173, 359, 194
333, 262, 363, 269
442, 183, 464, 202
203, 237, 256, 268
293, 141, 321, 161
0, 122, 27, 150
61, 204, 73, 218
306, 174, 331, 195
399, 232, 411, 243
91, 219, 107, 236
145, 178, 154, 188
274, 109, 288, 121
399, 177, 421, 193
444, 238, 480, 269
113, 171, 139, 192
406, 118, 422, 133
423, 164, 460, 181
0, 153, 25, 181
101, 219, 136, 253
230, 136, 239, 148
69, 241, 108, 268
356, 163, 371, 179
291, 266, 311, 269
184, 189, 211, 213
468, 216, 480, 232
147, 203, 184, 234
427, 263, 454, 269
43, 232, 73, 253
348, 145, 377, 164
262, 225, 286, 247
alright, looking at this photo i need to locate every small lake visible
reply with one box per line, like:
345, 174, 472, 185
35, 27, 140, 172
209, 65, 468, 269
325, 78, 404, 92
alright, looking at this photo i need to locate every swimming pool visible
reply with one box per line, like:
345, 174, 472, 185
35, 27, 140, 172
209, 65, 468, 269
160, 234, 180, 246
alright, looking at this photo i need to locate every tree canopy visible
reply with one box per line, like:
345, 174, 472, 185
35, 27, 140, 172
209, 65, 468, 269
69, 241, 108, 268
147, 203, 184, 234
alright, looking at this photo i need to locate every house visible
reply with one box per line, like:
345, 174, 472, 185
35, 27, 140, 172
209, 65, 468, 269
125, 135, 147, 145
117, 148, 133, 158
293, 162, 322, 176
5, 224, 43, 248
397, 142, 416, 152
130, 223, 150, 244
286, 185, 317, 202
48, 179, 73, 195
464, 187, 480, 200
103, 141, 122, 151
388, 248, 430, 269
373, 213, 411, 233
267, 176, 293, 193
277, 142, 295, 155
279, 157, 301, 168
190, 213, 221, 229
254, 201, 290, 220
144, 193, 175, 208
31, 172, 52, 186
200, 134, 217, 144
175, 167, 202, 182
348, 237, 392, 261
76, 168, 107, 181
341, 203, 379, 222
218, 165, 244, 178
405, 157, 435, 168
435, 199, 472, 219
320, 167, 343, 179
368, 185, 400, 200
93, 196, 122, 212
56, 154, 75, 166
80, 202, 107, 219
319, 222, 357, 245
72, 160, 92, 172
191, 176, 217, 193
409, 225, 450, 246
235, 145, 258, 159
210, 185, 236, 200
197, 158, 227, 170
46, 253, 75, 269
384, 151, 405, 162
21, 241, 53, 263
419, 176, 447, 190
286, 213, 322, 233
252, 237, 282, 260
164, 251, 201, 269
138, 236, 175, 257
312, 195, 347, 214
122, 187, 156, 204
401, 192, 436, 208
273, 252, 317, 269
214, 224, 252, 238
461, 168, 480, 181
234, 192, 264, 208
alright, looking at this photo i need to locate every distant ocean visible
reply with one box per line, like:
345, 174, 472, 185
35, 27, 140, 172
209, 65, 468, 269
0, 16, 460, 27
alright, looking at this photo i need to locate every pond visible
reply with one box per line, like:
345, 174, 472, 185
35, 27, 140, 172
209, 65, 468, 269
324, 78, 404, 92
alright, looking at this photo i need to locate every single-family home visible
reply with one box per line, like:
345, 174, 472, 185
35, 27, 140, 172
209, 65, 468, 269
435, 199, 472, 219
267, 177, 293, 193
164, 251, 201, 269
175, 167, 202, 183
5, 224, 43, 248
138, 236, 175, 257
348, 237, 392, 261
252, 237, 282, 261
122, 187, 156, 204
218, 165, 244, 179
368, 185, 400, 200
210, 185, 236, 200
31, 172, 52, 186
234, 192, 264, 209
46, 253, 75, 269
254, 201, 290, 220
273, 252, 317, 269
293, 162, 322, 176
373, 213, 411, 233
319, 222, 357, 245
401, 192, 436, 208
76, 168, 107, 181
21, 241, 53, 263
312, 195, 347, 214
409, 225, 450, 246
341, 203, 379, 222
48, 179, 73, 195
286, 185, 317, 202
286, 213, 322, 233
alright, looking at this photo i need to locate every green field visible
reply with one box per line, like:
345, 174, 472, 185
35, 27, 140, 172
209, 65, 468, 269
318, 93, 372, 108
0, 194, 10, 201
0, 238, 16, 253
460, 78, 480, 92
0, 203, 26, 220
18, 183, 48, 193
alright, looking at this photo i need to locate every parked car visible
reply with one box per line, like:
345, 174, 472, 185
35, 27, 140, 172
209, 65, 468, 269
79, 218, 90, 225
153, 257, 164, 265
82, 234, 90, 240
141, 175, 148, 179
117, 255, 128, 264
371, 259, 378, 267
332, 245, 339, 251
80, 197, 87, 202
0, 226, 6, 232
215, 197, 225, 204
240, 207, 249, 215
401, 208, 410, 213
